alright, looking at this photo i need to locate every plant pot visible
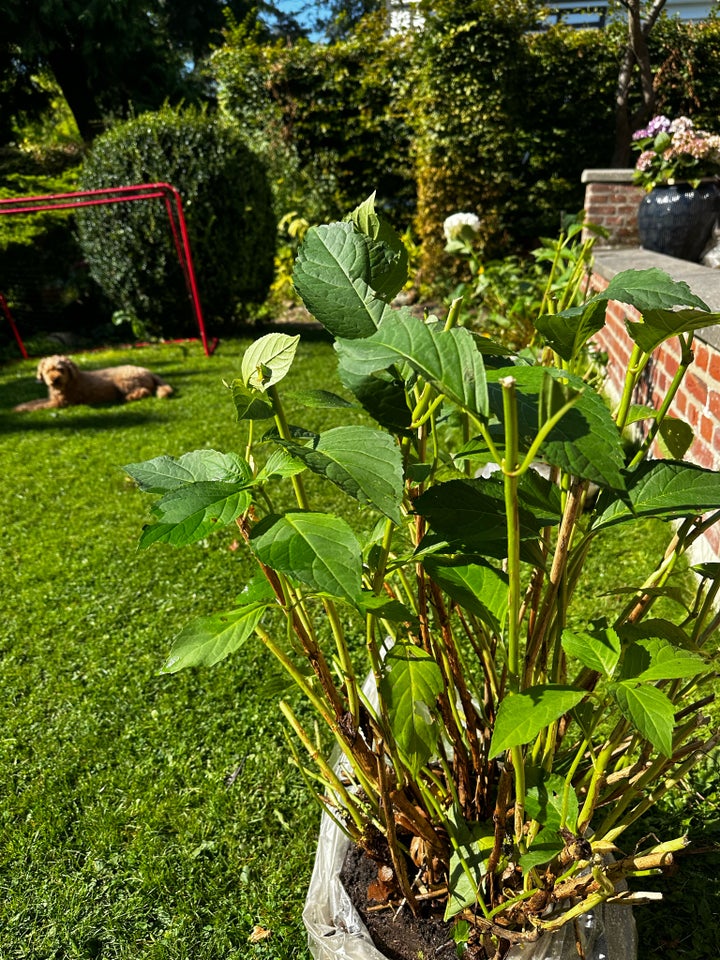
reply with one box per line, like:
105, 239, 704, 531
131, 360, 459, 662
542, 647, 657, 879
637, 181, 720, 262
303, 808, 639, 960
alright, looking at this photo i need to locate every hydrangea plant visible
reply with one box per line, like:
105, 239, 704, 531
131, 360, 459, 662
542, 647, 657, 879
632, 115, 720, 191
126, 195, 720, 957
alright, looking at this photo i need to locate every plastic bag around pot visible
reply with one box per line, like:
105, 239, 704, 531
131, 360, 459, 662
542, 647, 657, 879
303, 807, 638, 960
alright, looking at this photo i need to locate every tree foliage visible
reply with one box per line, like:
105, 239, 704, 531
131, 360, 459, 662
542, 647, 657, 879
3, 0, 258, 141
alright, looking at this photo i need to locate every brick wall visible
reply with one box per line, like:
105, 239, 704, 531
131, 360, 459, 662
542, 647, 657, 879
589, 267, 720, 562
581, 169, 644, 247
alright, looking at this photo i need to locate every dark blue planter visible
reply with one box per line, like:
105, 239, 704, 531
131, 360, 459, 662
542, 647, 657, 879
637, 181, 720, 262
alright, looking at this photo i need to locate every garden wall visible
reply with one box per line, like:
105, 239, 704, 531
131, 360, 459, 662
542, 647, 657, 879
585, 239, 720, 562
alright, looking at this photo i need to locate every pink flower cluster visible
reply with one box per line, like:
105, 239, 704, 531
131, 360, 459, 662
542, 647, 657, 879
631, 114, 720, 190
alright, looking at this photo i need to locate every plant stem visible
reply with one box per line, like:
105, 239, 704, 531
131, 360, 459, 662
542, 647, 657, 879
500, 376, 522, 691
628, 333, 694, 468
269, 382, 360, 722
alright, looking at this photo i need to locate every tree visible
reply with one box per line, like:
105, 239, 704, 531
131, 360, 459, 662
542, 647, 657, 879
612, 0, 668, 166
3, 0, 258, 142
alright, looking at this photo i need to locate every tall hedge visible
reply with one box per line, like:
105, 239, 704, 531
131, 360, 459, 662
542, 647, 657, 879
212, 13, 416, 228
77, 105, 274, 336
209, 9, 720, 288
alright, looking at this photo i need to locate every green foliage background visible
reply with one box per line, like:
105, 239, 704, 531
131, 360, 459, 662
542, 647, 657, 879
212, 6, 720, 286
77, 105, 275, 336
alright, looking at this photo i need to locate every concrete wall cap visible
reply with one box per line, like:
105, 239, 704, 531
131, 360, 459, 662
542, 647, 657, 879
582, 168, 637, 184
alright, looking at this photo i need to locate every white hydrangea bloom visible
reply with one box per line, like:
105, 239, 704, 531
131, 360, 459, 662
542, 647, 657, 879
443, 211, 481, 241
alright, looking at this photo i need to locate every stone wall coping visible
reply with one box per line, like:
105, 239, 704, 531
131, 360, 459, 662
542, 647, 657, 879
593, 247, 720, 350
581, 168, 637, 184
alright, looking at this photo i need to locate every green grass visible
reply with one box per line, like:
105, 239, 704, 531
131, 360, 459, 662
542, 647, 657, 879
0, 338, 718, 959
0, 338, 345, 960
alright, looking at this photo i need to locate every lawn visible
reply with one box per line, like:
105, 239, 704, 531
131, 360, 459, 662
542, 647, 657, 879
0, 336, 718, 960
0, 337, 342, 960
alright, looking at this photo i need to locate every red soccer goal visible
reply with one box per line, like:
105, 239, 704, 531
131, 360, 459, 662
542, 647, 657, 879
0, 182, 215, 357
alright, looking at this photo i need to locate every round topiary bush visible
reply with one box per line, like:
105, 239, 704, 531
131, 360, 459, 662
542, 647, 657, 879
77, 105, 274, 336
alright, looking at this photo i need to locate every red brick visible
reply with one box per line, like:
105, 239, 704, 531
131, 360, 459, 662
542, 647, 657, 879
685, 398, 701, 428
692, 440, 714, 469
701, 415, 715, 444
709, 390, 720, 420
694, 341, 710, 373
708, 350, 720, 382
686, 372, 709, 407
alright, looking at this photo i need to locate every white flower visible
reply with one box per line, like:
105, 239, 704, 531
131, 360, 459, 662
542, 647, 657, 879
443, 211, 481, 241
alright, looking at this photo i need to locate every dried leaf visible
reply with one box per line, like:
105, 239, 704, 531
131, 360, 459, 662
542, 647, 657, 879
248, 925, 272, 943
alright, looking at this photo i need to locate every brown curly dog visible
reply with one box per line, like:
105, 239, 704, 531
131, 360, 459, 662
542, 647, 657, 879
13, 355, 174, 412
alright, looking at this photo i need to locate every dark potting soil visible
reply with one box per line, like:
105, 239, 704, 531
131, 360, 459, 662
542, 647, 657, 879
339, 843, 455, 960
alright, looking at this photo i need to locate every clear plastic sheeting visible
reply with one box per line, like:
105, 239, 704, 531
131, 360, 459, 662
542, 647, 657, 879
304, 809, 639, 960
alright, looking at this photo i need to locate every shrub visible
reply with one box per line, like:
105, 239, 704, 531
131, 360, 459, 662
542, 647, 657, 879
77, 104, 274, 336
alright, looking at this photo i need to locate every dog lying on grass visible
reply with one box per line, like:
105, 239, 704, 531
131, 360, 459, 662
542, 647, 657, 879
13, 355, 174, 412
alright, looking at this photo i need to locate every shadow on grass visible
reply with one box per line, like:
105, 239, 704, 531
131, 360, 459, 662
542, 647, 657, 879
0, 408, 170, 435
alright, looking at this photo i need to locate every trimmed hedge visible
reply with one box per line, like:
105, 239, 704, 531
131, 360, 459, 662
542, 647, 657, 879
213, 13, 415, 228
77, 105, 274, 336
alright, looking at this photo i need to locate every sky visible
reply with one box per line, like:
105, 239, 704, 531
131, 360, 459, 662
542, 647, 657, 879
268, 0, 328, 38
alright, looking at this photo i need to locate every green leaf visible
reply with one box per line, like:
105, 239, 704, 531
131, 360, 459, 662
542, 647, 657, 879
256, 447, 306, 481
249, 511, 363, 602
613, 682, 675, 757
293, 222, 395, 338
355, 592, 417, 624
657, 416, 694, 460
602, 268, 709, 313
619, 637, 706, 682
423, 558, 508, 633
236, 575, 276, 605
519, 837, 564, 872
593, 461, 720, 530
525, 770, 578, 832
241, 333, 300, 391
488, 366, 626, 490
284, 388, 355, 409
337, 364, 412, 433
139, 482, 252, 548
346, 193, 409, 300
161, 604, 266, 672
230, 379, 275, 420
561, 626, 620, 678
336, 313, 489, 419
444, 818, 494, 920
124, 449, 251, 493
281, 425, 404, 523
538, 269, 713, 363
535, 298, 608, 362
414, 473, 562, 550
489, 686, 586, 758
627, 308, 720, 355
379, 645, 444, 775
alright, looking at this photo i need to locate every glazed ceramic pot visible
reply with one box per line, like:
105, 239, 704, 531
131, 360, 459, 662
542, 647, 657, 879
637, 181, 720, 262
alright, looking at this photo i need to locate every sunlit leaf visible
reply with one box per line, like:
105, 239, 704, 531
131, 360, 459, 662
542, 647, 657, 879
161, 604, 267, 672
140, 482, 252, 547
124, 449, 251, 493
561, 626, 620, 678
489, 686, 586, 758
379, 644, 444, 775
293, 222, 395, 338
593, 461, 720, 529
241, 333, 300, 391
613, 682, 674, 757
249, 511, 363, 602
336, 312, 489, 419
281, 425, 404, 523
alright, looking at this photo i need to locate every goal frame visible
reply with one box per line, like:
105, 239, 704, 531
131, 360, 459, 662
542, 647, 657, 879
0, 182, 215, 357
